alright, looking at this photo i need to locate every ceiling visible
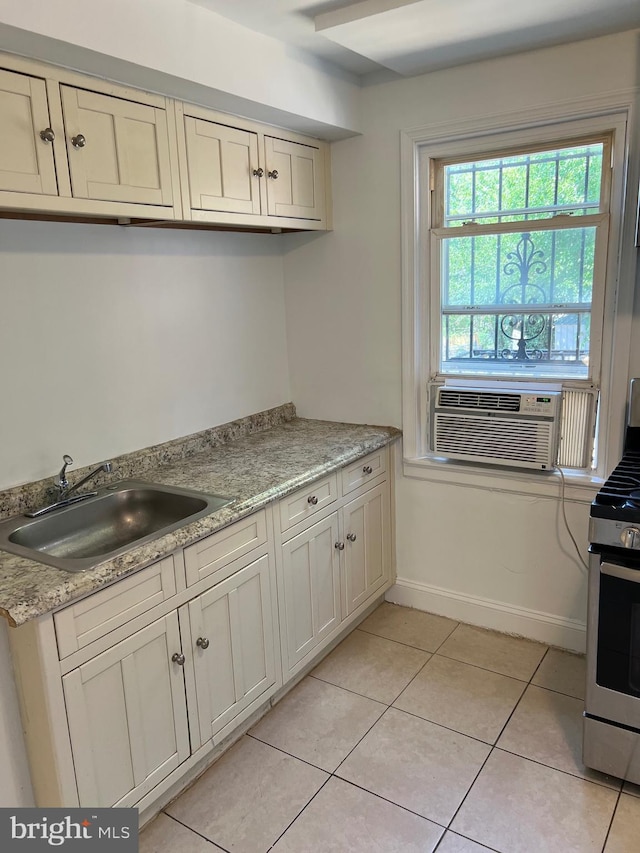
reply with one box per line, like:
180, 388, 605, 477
190, 0, 640, 77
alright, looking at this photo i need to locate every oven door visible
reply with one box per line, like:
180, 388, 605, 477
586, 550, 640, 730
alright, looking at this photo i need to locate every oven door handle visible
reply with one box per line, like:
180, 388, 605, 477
601, 561, 640, 583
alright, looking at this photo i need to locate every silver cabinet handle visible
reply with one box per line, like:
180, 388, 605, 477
196, 637, 210, 650
252, 167, 264, 177
40, 128, 55, 143
363, 465, 373, 475
268, 169, 279, 179
71, 134, 86, 149
307, 495, 318, 505
335, 541, 345, 550
172, 652, 185, 666
346, 533, 357, 542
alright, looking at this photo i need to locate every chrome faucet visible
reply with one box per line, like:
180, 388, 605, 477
25, 455, 114, 518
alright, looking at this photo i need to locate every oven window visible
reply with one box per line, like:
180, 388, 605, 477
597, 573, 640, 697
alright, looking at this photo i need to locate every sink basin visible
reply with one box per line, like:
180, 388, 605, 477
0, 480, 234, 572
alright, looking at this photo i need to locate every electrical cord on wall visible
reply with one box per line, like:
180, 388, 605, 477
553, 465, 590, 572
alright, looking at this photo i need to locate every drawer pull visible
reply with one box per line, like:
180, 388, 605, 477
335, 541, 345, 550
196, 637, 210, 650
346, 533, 357, 542
171, 652, 186, 666
363, 465, 373, 475
307, 495, 318, 505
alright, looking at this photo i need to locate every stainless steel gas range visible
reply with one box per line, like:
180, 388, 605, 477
584, 380, 640, 783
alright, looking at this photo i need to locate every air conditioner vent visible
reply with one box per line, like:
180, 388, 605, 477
438, 389, 521, 412
434, 415, 554, 466
429, 383, 562, 471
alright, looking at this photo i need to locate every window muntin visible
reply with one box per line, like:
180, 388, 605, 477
433, 137, 609, 382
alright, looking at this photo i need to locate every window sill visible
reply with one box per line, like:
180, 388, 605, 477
403, 455, 601, 504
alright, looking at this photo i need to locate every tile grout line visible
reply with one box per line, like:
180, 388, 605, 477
444, 645, 550, 834
160, 811, 232, 852
600, 789, 623, 853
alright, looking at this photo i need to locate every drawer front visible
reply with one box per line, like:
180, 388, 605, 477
54, 556, 177, 660
184, 510, 267, 586
279, 474, 337, 534
341, 449, 387, 496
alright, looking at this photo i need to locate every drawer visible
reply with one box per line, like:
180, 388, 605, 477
341, 448, 387, 496
54, 555, 177, 660
184, 510, 267, 586
279, 474, 338, 533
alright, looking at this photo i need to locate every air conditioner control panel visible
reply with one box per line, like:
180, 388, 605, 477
521, 394, 560, 415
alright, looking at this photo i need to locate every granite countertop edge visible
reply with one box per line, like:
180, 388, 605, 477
0, 418, 401, 628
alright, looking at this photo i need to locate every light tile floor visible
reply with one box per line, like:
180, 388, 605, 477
140, 602, 640, 853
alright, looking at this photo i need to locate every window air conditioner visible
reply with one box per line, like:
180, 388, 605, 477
429, 383, 562, 471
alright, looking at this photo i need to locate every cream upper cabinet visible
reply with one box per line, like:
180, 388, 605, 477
60, 85, 175, 207
180, 108, 262, 215
175, 101, 330, 229
0, 52, 331, 230
264, 136, 325, 221
0, 68, 58, 196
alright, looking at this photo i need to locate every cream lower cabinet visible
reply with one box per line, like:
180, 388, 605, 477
277, 450, 393, 679
9, 448, 394, 814
183, 554, 277, 749
62, 613, 190, 808
342, 482, 390, 616
280, 514, 342, 671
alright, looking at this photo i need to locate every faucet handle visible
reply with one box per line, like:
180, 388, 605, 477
57, 454, 74, 490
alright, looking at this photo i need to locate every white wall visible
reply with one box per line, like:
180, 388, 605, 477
283, 31, 640, 650
0, 0, 361, 138
0, 218, 291, 805
0, 220, 291, 490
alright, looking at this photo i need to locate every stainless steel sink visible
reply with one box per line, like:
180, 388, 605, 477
0, 480, 234, 572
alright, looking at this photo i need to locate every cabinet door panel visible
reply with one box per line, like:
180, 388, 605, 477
184, 116, 261, 214
0, 69, 58, 195
343, 483, 390, 616
62, 614, 189, 807
281, 514, 341, 671
264, 136, 325, 220
60, 85, 173, 205
190, 554, 276, 743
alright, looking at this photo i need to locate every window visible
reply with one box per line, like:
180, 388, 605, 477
433, 137, 609, 384
401, 107, 635, 483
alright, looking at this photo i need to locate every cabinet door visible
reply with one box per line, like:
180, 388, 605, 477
60, 85, 174, 205
183, 115, 261, 214
264, 136, 325, 220
0, 68, 58, 195
280, 513, 341, 673
62, 613, 190, 808
189, 554, 276, 744
342, 483, 390, 616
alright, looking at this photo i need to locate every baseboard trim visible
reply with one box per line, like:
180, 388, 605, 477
386, 578, 586, 653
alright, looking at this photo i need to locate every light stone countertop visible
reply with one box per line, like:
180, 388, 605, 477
0, 418, 401, 627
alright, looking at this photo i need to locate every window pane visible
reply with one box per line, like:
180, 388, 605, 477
441, 311, 590, 379
439, 225, 595, 380
441, 227, 596, 311
443, 142, 603, 226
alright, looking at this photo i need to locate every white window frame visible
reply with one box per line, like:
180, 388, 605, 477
401, 96, 639, 499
